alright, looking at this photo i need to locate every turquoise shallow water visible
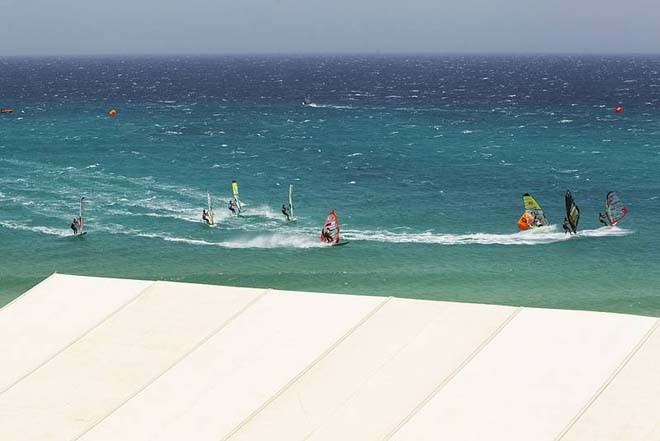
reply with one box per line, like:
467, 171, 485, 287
1, 55, 660, 315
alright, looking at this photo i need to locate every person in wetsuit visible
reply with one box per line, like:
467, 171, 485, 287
281, 203, 291, 221
322, 226, 334, 243
228, 199, 238, 215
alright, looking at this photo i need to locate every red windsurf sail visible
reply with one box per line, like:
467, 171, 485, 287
320, 210, 340, 244
606, 192, 628, 226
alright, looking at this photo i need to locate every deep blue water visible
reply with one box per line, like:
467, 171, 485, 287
1, 55, 659, 315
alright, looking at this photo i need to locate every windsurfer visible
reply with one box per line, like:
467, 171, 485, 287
598, 212, 609, 227
202, 209, 211, 225
71, 218, 79, 235
321, 226, 333, 243
228, 199, 238, 215
281, 203, 291, 221
562, 217, 571, 234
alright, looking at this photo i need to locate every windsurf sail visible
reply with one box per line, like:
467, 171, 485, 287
320, 210, 340, 244
231, 180, 242, 212
565, 190, 580, 233
605, 192, 628, 226
518, 193, 548, 230
79, 197, 86, 233
288, 184, 295, 221
206, 191, 215, 225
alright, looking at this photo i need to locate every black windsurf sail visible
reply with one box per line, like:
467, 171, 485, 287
565, 190, 580, 234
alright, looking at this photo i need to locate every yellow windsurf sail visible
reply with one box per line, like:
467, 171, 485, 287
520, 193, 548, 228
230, 180, 242, 213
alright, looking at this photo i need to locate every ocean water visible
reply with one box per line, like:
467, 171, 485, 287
1, 55, 659, 315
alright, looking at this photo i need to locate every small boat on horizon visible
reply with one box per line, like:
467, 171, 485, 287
0, 108, 14, 114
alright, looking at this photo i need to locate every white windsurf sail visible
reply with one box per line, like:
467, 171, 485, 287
79, 197, 86, 233
206, 191, 215, 225
288, 184, 295, 221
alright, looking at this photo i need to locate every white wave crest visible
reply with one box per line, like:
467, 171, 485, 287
0, 221, 71, 237
343, 225, 632, 246
107, 207, 202, 224
148, 231, 323, 249
238, 205, 285, 220
221, 233, 324, 249
574, 226, 632, 238
94, 223, 322, 249
305, 103, 353, 109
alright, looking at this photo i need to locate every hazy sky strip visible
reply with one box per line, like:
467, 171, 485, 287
0, 0, 658, 55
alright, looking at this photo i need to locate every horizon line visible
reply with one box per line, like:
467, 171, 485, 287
1, 50, 660, 58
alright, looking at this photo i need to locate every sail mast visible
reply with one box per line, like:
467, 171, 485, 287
289, 184, 294, 221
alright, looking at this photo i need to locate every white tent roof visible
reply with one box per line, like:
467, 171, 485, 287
0, 274, 658, 441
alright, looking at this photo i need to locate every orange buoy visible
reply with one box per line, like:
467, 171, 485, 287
108, 109, 117, 117
615, 105, 623, 113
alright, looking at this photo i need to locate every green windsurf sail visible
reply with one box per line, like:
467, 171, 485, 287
522, 193, 549, 228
